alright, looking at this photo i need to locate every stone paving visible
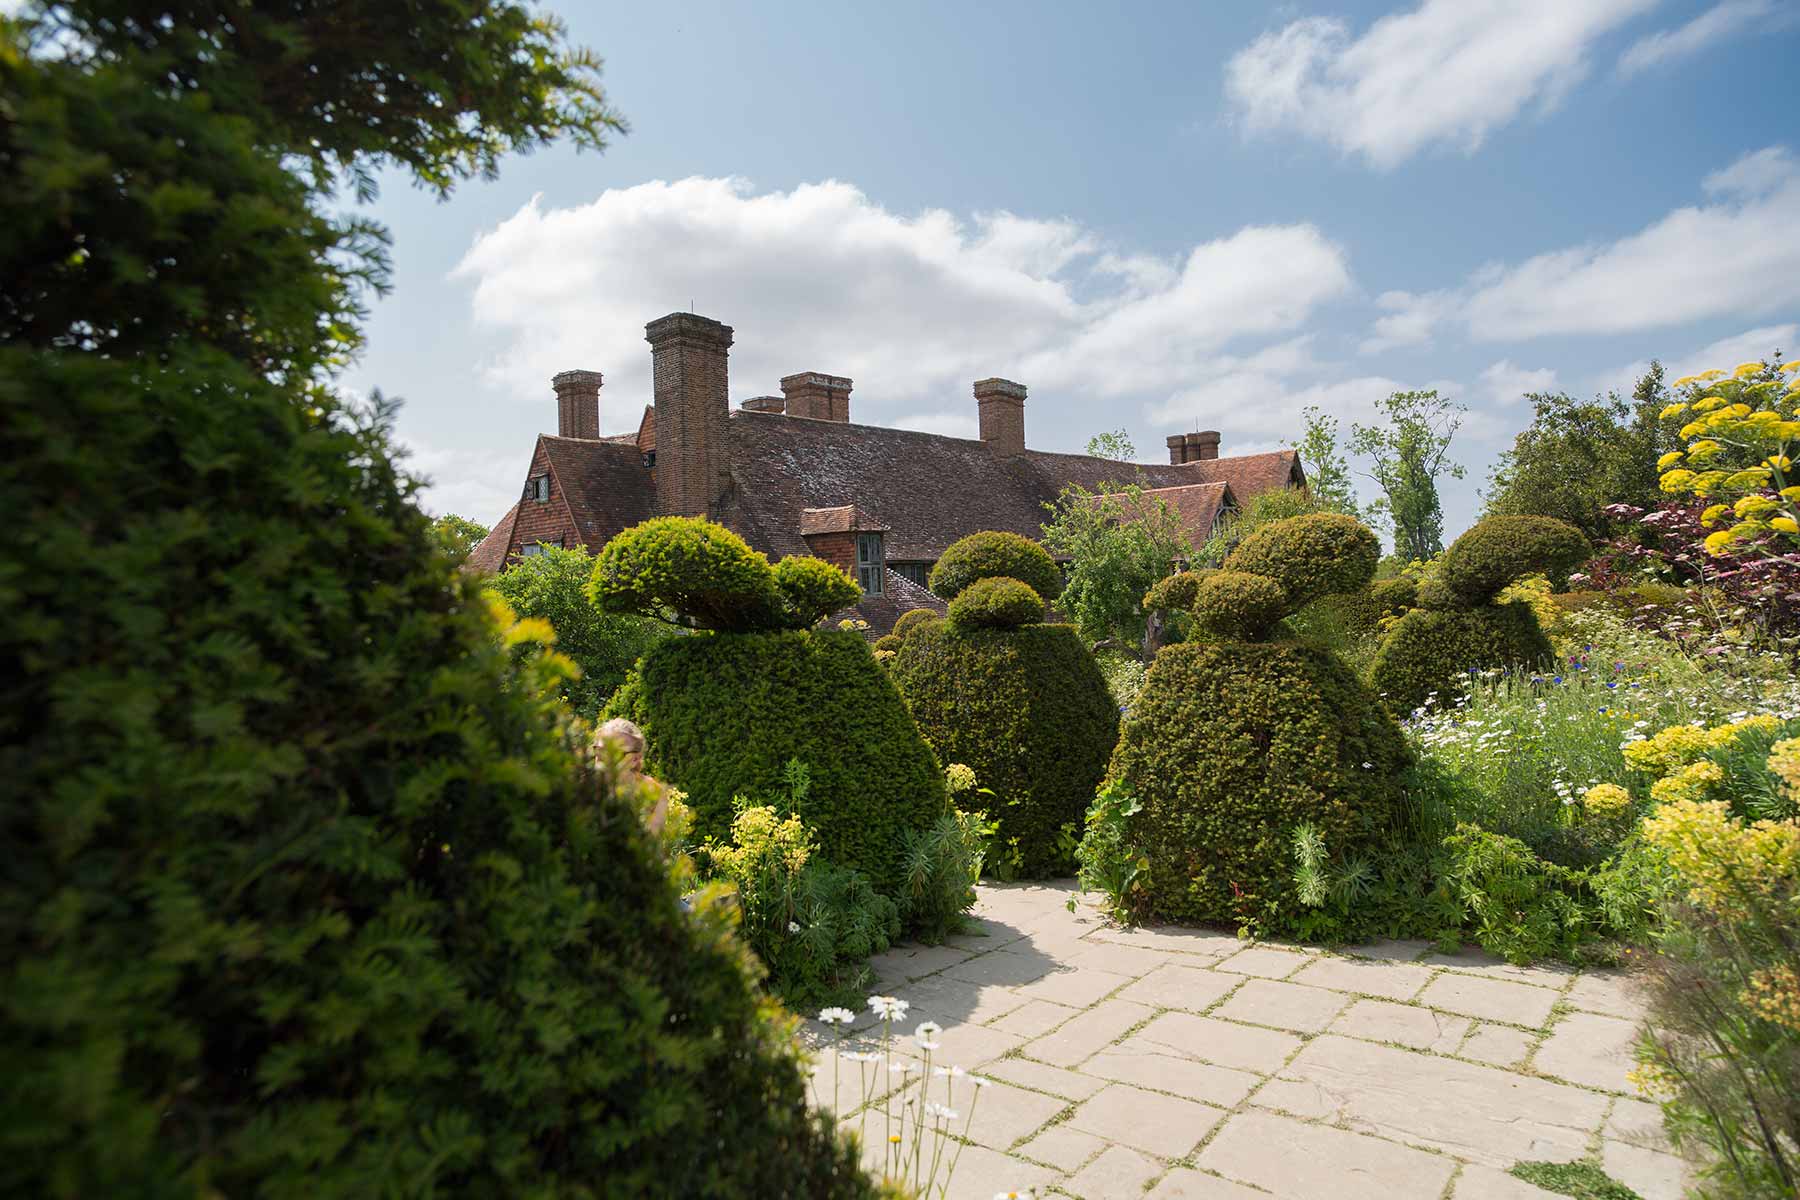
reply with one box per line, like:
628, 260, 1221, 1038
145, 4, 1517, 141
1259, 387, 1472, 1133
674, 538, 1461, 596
801, 881, 1696, 1200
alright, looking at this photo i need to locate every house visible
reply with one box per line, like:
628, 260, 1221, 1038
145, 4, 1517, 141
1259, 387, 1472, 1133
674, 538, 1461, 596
465, 311, 1306, 631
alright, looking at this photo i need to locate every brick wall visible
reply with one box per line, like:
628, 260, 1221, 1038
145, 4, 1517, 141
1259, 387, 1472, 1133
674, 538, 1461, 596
648, 313, 733, 518
509, 441, 580, 558
975, 378, 1027, 456
802, 530, 857, 572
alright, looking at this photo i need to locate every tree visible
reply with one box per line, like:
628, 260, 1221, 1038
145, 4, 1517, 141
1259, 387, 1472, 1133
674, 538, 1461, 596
429, 512, 491, 559
1350, 390, 1466, 563
1286, 405, 1360, 517
1086, 428, 1137, 461
488, 545, 670, 716
0, 4, 878, 1194
1197, 485, 1324, 567
1040, 484, 1192, 653
1483, 363, 1673, 541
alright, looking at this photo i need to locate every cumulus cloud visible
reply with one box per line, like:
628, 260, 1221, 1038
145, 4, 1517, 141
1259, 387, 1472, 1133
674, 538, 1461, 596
451, 176, 1353, 444
1618, 0, 1785, 75
1223, 0, 1655, 169
1594, 323, 1800, 398
1478, 360, 1559, 405
1360, 288, 1457, 353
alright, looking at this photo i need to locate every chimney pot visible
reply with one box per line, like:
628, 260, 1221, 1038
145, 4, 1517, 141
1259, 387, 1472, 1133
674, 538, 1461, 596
1186, 430, 1221, 462
551, 369, 603, 439
1166, 434, 1189, 464
974, 378, 1027, 456
779, 372, 853, 422
741, 395, 785, 413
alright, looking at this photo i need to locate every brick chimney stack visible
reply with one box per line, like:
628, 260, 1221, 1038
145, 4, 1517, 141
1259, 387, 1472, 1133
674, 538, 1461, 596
1166, 430, 1222, 463
740, 395, 785, 413
552, 369, 602, 439
780, 372, 853, 422
975, 378, 1027, 456
646, 313, 733, 519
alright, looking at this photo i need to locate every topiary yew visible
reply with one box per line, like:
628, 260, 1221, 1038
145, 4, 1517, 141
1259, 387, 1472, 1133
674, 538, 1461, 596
1143, 569, 1209, 615
1194, 570, 1287, 641
947, 575, 1046, 628
607, 630, 947, 899
1371, 515, 1588, 713
772, 552, 864, 627
928, 530, 1063, 602
892, 608, 943, 641
1222, 512, 1381, 609
891, 621, 1118, 878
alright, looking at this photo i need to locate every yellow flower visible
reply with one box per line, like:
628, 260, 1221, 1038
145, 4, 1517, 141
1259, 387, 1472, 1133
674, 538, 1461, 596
1770, 737, 1800, 801
1660, 401, 1690, 418
1773, 516, 1800, 535
1624, 724, 1712, 774
1690, 470, 1732, 497
1659, 469, 1697, 493
1783, 486, 1800, 501
1727, 403, 1753, 418
1703, 529, 1735, 554
1641, 797, 1800, 918
1678, 420, 1708, 439
1671, 375, 1699, 388
1696, 369, 1726, 382
1656, 450, 1684, 470
1781, 360, 1800, 374
1742, 965, 1800, 1033
1650, 760, 1725, 806
1691, 395, 1725, 413
1766, 455, 1794, 471
1733, 361, 1765, 378
1735, 495, 1779, 518
1700, 503, 1728, 526
1724, 468, 1774, 491
1581, 783, 1633, 819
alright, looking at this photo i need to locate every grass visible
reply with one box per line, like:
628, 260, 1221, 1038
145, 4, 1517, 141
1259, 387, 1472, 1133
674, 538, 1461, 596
1510, 1159, 1642, 1200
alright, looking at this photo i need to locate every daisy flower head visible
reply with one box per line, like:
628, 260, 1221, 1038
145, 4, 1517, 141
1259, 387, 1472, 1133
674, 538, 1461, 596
818, 1006, 856, 1026
869, 995, 909, 1020
934, 1064, 967, 1079
915, 1020, 943, 1039
925, 1101, 960, 1122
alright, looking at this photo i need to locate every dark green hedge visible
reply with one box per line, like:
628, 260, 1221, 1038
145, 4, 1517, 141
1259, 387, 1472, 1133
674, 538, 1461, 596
1222, 513, 1380, 609
890, 622, 1118, 878
607, 629, 947, 897
947, 575, 1045, 628
1433, 515, 1591, 607
1195, 570, 1287, 641
892, 608, 943, 641
928, 530, 1063, 602
1112, 640, 1411, 928
1370, 602, 1554, 714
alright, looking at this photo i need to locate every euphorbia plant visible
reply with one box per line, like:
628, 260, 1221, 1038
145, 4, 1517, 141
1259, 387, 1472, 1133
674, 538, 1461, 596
1656, 359, 1800, 554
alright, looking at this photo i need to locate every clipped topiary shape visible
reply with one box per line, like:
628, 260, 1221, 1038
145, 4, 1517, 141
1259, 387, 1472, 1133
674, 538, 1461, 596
873, 633, 903, 654
1370, 515, 1588, 713
1433, 515, 1591, 608
1194, 570, 1287, 641
1111, 640, 1411, 928
1143, 569, 1210, 615
947, 575, 1046, 629
772, 553, 862, 628
1222, 512, 1380, 609
607, 630, 947, 900
928, 529, 1063, 602
589, 515, 786, 630
891, 621, 1118, 878
892, 607, 944, 642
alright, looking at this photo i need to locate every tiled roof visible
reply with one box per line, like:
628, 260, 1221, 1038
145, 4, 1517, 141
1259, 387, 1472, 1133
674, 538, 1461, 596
726, 410, 1301, 563
1098, 480, 1234, 549
800, 504, 890, 536
840, 568, 947, 636
539, 436, 655, 552
464, 502, 519, 574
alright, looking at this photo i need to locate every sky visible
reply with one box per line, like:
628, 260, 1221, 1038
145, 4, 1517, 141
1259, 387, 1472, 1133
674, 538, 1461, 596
343, 0, 1800, 541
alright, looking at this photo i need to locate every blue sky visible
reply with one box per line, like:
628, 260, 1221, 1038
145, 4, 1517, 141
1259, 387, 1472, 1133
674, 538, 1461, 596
345, 0, 1800, 540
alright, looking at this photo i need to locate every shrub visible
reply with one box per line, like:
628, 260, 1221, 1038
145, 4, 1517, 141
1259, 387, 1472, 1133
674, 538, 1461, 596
891, 621, 1118, 878
872, 633, 903, 654
947, 575, 1045, 628
1371, 603, 1553, 714
1434, 515, 1591, 607
1194, 570, 1287, 641
1110, 639, 1412, 930
607, 628, 948, 899
892, 608, 943, 641
897, 809, 988, 943
590, 516, 787, 630
487, 544, 671, 716
1142, 569, 1207, 615
928, 530, 1062, 602
772, 553, 863, 628
1222, 512, 1380, 608
1074, 779, 1148, 921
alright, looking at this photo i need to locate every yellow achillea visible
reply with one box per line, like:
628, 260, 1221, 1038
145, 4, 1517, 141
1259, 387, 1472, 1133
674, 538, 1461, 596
1733, 361, 1765, 378
1581, 783, 1633, 819
1700, 504, 1728, 526
1641, 797, 1800, 918
1741, 965, 1800, 1033
1651, 760, 1725, 805
1770, 737, 1800, 802
1735, 495, 1780, 518
1659, 469, 1697, 493
1656, 450, 1684, 470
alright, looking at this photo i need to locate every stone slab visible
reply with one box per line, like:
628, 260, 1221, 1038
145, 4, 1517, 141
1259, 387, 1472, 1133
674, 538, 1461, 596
1603, 1138, 1692, 1200
1605, 1096, 1675, 1153
1060, 938, 1174, 978
1198, 1109, 1457, 1200
1422, 946, 1576, 989
1015, 1123, 1106, 1171
1419, 971, 1560, 1027
1213, 977, 1348, 1032
1459, 1023, 1535, 1068
1148, 1167, 1284, 1198
1330, 997, 1470, 1053
1452, 1165, 1563, 1198
1565, 970, 1650, 1019
981, 1055, 1108, 1102
1290, 954, 1433, 1001
1135, 1009, 1304, 1073
1118, 962, 1242, 1012
1067, 1082, 1225, 1158
1085, 1036, 1263, 1106
1063, 1144, 1162, 1199
1214, 945, 1311, 979
1008, 965, 1133, 1008
1023, 998, 1152, 1068
1534, 1011, 1639, 1093
988, 998, 1079, 1039
957, 1079, 1067, 1152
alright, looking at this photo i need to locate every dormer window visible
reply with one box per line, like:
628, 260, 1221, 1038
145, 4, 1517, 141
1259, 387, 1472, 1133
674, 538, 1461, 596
525, 475, 550, 502
856, 533, 885, 597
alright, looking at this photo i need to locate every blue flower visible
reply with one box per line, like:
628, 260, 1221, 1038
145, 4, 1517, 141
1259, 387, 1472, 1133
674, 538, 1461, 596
1552, 676, 1564, 684
1606, 681, 1618, 690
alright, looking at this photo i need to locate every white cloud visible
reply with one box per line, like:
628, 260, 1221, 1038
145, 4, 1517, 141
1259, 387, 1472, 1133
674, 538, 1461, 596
400, 441, 534, 521
1618, 0, 1783, 75
1360, 288, 1457, 353
889, 411, 979, 439
1703, 145, 1798, 198
1595, 323, 1799, 397
1478, 360, 1558, 405
1223, 0, 1656, 169
451, 176, 1353, 442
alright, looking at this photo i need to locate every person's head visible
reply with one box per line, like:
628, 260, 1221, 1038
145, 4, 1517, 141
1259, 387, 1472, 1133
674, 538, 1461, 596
595, 717, 646, 772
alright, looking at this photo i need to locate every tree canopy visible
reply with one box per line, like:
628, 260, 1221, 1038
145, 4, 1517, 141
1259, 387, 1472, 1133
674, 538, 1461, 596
1351, 390, 1466, 563
1040, 483, 1192, 652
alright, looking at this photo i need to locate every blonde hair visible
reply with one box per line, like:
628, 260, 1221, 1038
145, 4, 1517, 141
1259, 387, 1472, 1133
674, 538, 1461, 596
594, 717, 645, 756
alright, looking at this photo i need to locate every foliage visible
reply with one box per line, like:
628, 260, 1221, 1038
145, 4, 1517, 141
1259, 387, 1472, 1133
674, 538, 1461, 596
1040, 483, 1192, 651
487, 544, 670, 716
428, 512, 491, 559
1085, 428, 1136, 460
0, 3, 878, 1195
1095, 648, 1149, 714
1655, 356, 1800, 557
1198, 485, 1325, 566
1194, 570, 1288, 641
1509, 1160, 1644, 1200
1484, 368, 1672, 542
607, 629, 948, 902
928, 529, 1063, 603
1637, 740, 1800, 1199
1432, 515, 1591, 607
892, 608, 943, 642
590, 517, 856, 632
872, 633, 903, 655
1222, 512, 1381, 609
946, 575, 1046, 629
1287, 404, 1361, 517
1111, 639, 1412, 932
701, 797, 900, 1009
1351, 389, 1467, 562
891, 622, 1118, 879
1143, 569, 1207, 615
897, 809, 987, 944
1074, 780, 1148, 921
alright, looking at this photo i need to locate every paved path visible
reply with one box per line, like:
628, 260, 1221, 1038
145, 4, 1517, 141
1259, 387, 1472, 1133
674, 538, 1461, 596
802, 881, 1693, 1200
